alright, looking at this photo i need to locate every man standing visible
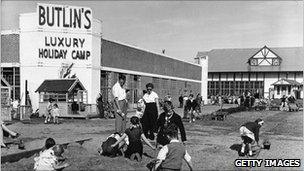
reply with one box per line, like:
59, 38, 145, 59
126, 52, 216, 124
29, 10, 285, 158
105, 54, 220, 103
112, 74, 128, 134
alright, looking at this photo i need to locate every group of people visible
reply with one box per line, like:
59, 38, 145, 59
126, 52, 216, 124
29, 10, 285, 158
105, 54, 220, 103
280, 94, 297, 111
45, 98, 60, 124
237, 91, 257, 108
108, 74, 193, 170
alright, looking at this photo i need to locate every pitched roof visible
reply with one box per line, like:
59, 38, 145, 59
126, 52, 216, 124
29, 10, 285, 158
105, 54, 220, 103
197, 47, 304, 72
35, 79, 85, 93
272, 79, 302, 86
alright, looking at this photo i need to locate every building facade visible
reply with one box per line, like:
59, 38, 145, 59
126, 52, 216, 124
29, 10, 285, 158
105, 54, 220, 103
1, 3, 207, 111
195, 46, 304, 99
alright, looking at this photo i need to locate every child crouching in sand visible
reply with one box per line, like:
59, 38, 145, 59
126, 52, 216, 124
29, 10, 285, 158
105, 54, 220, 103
34, 138, 69, 171
111, 116, 156, 162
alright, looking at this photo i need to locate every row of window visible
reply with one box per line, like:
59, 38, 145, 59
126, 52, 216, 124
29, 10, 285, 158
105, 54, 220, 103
276, 86, 292, 95
208, 81, 264, 96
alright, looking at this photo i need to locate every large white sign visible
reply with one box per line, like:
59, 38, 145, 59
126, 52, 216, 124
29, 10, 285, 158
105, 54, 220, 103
37, 3, 92, 32
36, 32, 92, 65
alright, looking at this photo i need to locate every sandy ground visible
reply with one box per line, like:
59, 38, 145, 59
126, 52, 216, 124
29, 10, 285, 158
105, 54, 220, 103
1, 106, 303, 171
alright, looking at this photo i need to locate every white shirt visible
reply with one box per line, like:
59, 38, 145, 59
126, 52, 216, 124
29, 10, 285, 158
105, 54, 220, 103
34, 148, 57, 171
157, 139, 191, 162
112, 82, 126, 101
143, 91, 159, 103
12, 100, 19, 109
52, 108, 60, 117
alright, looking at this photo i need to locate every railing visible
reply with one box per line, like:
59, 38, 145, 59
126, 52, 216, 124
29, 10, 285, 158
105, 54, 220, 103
19, 105, 32, 121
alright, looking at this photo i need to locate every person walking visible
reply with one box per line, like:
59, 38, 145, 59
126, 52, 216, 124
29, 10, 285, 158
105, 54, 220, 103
142, 83, 160, 140
112, 74, 128, 134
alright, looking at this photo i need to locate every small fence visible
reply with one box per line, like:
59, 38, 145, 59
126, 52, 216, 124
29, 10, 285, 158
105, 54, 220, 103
84, 104, 98, 117
1, 105, 32, 122
19, 105, 32, 121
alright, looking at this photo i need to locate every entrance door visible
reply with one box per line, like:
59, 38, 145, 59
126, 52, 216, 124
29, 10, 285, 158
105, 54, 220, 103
294, 90, 300, 99
282, 86, 286, 96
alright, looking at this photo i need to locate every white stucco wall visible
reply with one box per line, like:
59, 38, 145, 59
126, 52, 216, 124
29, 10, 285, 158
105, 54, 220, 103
19, 10, 101, 110
200, 56, 208, 104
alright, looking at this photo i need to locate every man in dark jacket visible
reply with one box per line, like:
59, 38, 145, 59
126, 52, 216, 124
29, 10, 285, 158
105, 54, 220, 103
156, 101, 187, 147
239, 118, 264, 156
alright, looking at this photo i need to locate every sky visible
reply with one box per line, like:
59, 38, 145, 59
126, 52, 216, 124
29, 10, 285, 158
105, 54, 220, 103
1, 1, 303, 63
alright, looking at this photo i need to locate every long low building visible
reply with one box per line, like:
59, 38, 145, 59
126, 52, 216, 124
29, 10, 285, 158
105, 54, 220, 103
1, 3, 207, 113
195, 46, 304, 99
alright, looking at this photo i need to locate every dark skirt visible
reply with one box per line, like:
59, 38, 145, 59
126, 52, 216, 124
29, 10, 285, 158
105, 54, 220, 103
124, 141, 143, 158
141, 103, 158, 133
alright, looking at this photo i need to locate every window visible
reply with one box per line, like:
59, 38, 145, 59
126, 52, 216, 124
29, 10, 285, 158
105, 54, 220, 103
207, 81, 264, 97
277, 87, 280, 95
272, 59, 280, 66
250, 59, 258, 66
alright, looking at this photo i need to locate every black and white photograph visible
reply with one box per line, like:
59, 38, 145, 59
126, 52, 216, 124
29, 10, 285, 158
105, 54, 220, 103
1, 1, 303, 170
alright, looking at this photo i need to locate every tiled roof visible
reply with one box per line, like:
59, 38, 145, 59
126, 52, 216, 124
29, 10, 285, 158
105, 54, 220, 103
35, 79, 85, 93
197, 47, 304, 72
1, 34, 19, 63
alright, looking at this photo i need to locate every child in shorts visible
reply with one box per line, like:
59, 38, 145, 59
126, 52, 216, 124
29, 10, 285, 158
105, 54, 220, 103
111, 116, 156, 162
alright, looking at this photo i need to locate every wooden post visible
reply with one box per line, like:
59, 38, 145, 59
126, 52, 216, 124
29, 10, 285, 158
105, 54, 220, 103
25, 80, 28, 105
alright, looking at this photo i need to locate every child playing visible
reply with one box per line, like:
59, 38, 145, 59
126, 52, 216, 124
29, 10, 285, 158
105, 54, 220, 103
34, 138, 69, 171
135, 99, 145, 118
155, 124, 193, 171
45, 99, 53, 124
239, 118, 264, 156
52, 104, 60, 124
52, 145, 70, 169
111, 116, 156, 162
34, 138, 56, 170
98, 132, 127, 157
